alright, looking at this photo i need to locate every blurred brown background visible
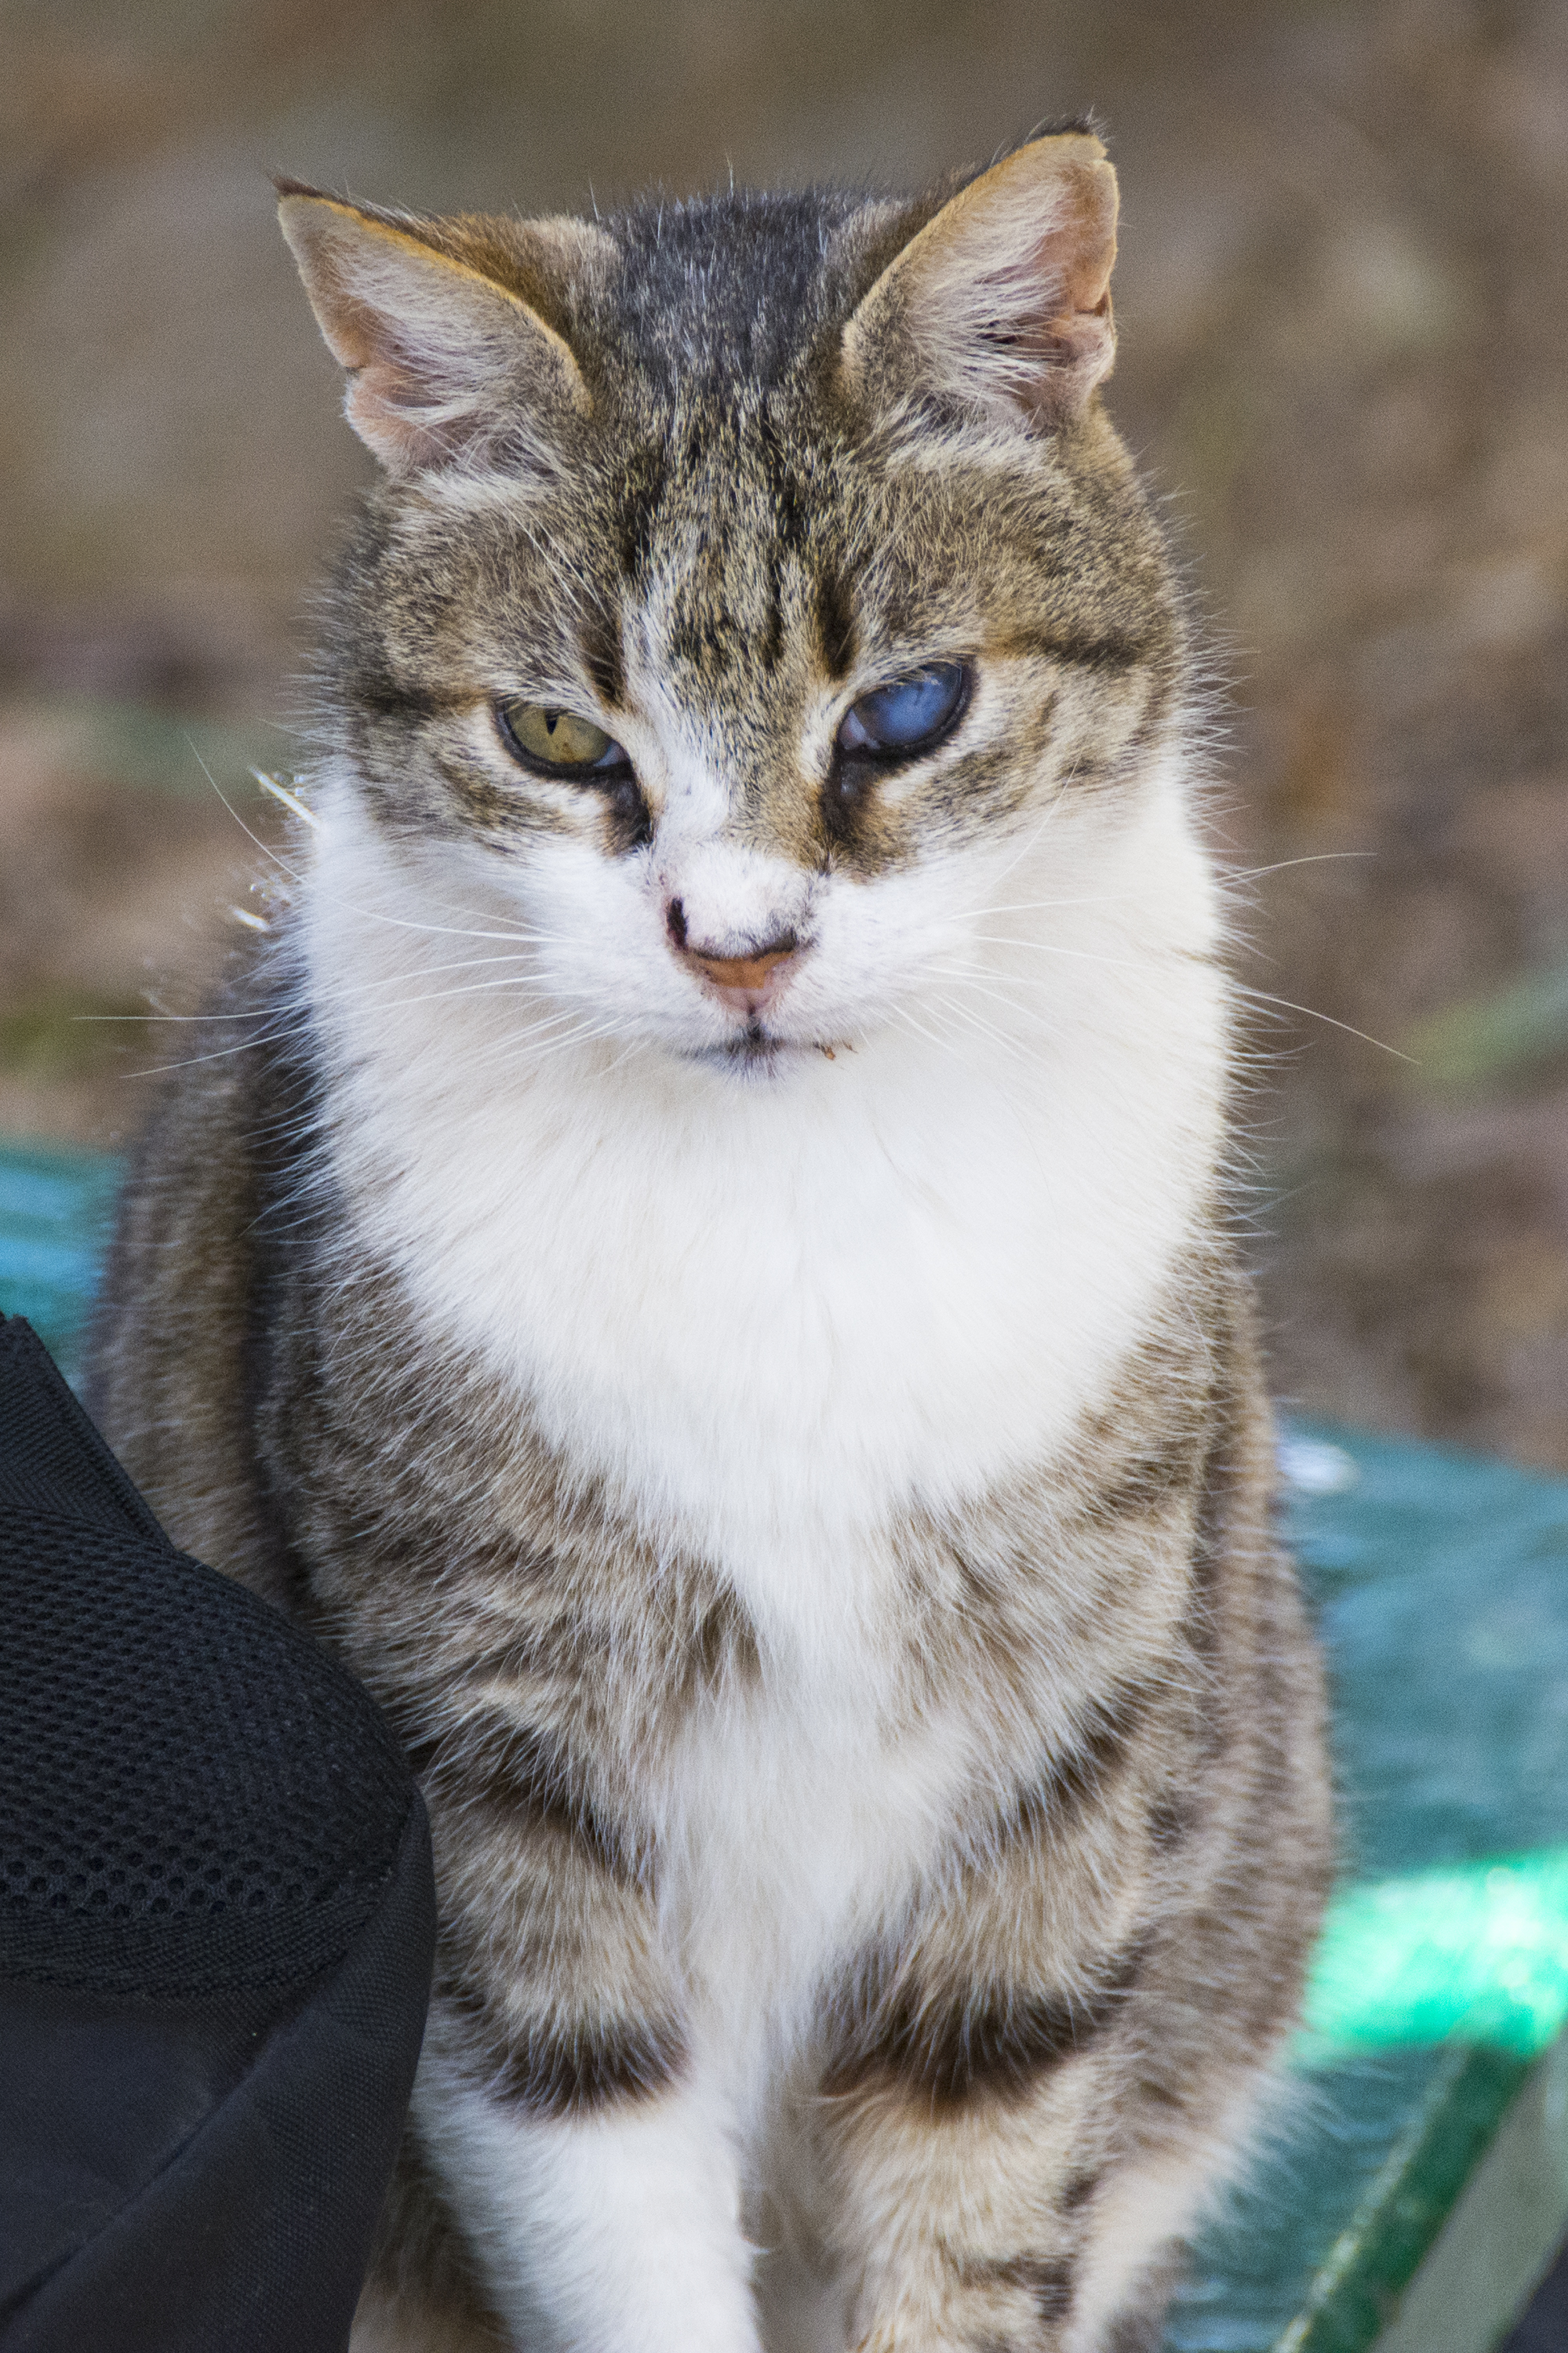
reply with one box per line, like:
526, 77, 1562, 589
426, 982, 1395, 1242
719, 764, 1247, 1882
3, 0, 1566, 1464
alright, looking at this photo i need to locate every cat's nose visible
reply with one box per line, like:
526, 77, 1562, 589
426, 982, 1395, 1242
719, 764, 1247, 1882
689, 937, 799, 992
667, 900, 801, 1005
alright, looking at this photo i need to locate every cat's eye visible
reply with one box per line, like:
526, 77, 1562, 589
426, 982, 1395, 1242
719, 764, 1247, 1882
836, 662, 969, 758
496, 699, 628, 776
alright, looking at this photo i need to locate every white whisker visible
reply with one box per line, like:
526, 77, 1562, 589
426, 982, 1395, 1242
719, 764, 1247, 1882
252, 769, 322, 830
1230, 984, 1413, 1062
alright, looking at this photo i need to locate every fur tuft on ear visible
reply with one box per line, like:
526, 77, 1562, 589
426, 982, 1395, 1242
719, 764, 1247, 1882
841, 133, 1119, 434
276, 182, 611, 475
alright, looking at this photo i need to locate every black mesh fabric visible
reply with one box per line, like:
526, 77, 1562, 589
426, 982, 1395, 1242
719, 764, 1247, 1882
0, 1316, 437, 2352
0, 1315, 413, 1995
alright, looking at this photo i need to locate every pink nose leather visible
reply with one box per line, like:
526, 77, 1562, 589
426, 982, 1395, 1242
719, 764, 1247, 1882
686, 943, 796, 992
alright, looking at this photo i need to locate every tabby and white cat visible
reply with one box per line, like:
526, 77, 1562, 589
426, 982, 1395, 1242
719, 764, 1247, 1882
90, 128, 1330, 2353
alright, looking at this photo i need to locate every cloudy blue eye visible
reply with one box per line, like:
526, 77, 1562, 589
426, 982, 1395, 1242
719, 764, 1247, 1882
837, 662, 968, 758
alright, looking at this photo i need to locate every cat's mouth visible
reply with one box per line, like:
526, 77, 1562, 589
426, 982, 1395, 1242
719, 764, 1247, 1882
703, 1021, 789, 1072
683, 1020, 831, 1077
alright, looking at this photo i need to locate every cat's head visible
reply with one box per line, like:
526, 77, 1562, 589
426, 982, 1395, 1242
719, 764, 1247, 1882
281, 132, 1190, 1078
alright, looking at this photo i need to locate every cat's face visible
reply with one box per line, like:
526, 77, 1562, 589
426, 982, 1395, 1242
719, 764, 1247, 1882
287, 139, 1183, 1074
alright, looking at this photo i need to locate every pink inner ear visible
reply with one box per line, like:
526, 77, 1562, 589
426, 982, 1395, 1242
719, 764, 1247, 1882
333, 285, 496, 468
904, 150, 1120, 428
344, 357, 462, 469
998, 184, 1117, 419
970, 255, 1114, 424
1013, 299, 1112, 369
310, 285, 380, 376
1028, 174, 1117, 332
347, 357, 424, 425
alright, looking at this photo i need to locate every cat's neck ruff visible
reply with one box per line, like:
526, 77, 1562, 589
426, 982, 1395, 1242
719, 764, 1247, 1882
300, 753, 1225, 1634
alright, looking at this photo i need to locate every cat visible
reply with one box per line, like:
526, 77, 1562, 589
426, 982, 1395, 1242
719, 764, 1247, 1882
89, 125, 1331, 2353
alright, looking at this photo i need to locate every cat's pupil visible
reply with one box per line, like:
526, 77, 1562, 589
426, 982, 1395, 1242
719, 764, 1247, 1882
838, 662, 967, 758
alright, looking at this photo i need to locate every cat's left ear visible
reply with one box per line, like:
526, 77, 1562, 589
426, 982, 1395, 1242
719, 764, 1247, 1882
840, 131, 1119, 433
276, 181, 613, 474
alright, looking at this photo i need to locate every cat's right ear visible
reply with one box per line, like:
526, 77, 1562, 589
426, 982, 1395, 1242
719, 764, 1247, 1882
276, 182, 604, 475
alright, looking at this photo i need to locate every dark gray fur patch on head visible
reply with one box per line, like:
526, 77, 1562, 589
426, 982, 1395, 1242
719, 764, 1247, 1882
594, 187, 902, 395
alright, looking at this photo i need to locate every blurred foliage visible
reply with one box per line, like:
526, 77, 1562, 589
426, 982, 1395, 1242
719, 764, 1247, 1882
1411, 965, 1568, 1095
71, 701, 299, 800
0, 994, 147, 1082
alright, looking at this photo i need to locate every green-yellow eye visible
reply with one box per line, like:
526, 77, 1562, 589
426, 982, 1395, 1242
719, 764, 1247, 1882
497, 700, 625, 773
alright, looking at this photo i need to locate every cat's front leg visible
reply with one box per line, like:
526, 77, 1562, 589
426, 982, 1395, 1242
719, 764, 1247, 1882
401, 1740, 760, 2353
809, 1711, 1177, 2353
815, 2042, 1247, 2353
814, 1747, 1318, 2347
816, 2028, 1130, 2353
415, 2020, 761, 2353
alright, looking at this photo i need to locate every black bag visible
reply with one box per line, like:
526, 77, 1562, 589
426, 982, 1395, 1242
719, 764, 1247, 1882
0, 1316, 435, 2352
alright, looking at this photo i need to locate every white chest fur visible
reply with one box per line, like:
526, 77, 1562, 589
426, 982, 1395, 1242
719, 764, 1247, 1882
303, 756, 1224, 1652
